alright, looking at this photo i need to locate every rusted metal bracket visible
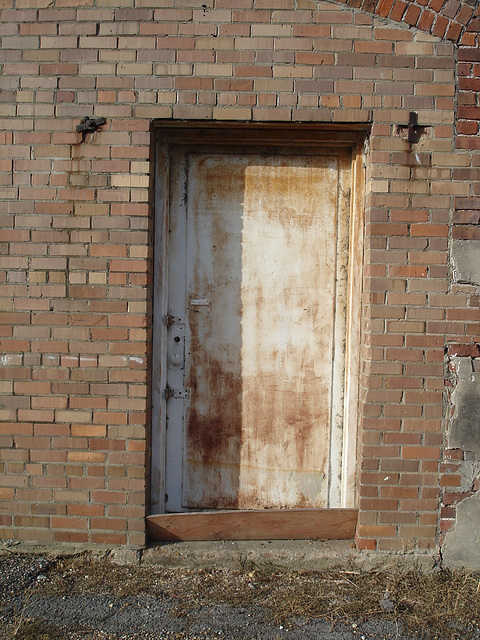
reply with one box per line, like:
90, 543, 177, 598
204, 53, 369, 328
164, 386, 189, 400
397, 111, 429, 144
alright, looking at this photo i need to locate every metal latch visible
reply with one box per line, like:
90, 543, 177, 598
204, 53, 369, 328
164, 386, 189, 400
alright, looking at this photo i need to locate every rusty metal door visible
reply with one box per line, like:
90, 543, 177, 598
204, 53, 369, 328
164, 148, 350, 513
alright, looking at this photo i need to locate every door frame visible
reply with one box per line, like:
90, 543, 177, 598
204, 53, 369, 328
151, 122, 367, 517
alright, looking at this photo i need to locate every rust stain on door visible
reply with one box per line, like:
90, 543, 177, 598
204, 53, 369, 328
182, 152, 346, 511
184, 155, 245, 509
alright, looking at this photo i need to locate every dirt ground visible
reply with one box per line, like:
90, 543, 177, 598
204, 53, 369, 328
0, 542, 479, 640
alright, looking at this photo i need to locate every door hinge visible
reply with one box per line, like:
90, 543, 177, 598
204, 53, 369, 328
164, 314, 182, 326
164, 385, 189, 400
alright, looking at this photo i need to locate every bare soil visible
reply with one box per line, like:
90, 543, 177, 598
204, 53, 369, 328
0, 550, 479, 640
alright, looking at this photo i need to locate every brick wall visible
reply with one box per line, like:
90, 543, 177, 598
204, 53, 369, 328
1, 0, 480, 552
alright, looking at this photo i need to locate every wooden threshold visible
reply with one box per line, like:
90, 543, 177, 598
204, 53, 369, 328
147, 508, 358, 542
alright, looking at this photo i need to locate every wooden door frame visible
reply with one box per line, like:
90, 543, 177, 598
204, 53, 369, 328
150, 122, 366, 531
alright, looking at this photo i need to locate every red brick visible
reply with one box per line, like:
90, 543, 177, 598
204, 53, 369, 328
417, 9, 435, 31
404, 4, 421, 26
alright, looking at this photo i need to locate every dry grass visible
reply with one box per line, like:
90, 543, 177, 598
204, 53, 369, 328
35, 553, 480, 640
11, 620, 67, 640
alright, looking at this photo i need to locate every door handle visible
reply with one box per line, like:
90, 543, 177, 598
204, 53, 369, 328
170, 353, 182, 366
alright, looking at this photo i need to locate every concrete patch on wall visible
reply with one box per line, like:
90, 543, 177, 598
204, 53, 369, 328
459, 460, 480, 493
443, 355, 480, 568
451, 240, 480, 286
442, 492, 480, 569
449, 357, 480, 455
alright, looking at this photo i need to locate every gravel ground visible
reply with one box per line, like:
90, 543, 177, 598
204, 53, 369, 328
0, 550, 478, 640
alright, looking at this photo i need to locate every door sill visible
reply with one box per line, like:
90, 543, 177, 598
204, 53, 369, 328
147, 508, 358, 542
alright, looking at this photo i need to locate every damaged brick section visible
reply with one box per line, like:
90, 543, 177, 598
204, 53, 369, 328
441, 180, 480, 567
442, 349, 480, 567
448, 355, 480, 454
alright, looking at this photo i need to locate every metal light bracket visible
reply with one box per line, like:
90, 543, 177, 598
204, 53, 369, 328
76, 116, 106, 141
397, 111, 429, 145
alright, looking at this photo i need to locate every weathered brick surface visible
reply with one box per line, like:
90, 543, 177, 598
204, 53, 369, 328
1, 0, 479, 551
